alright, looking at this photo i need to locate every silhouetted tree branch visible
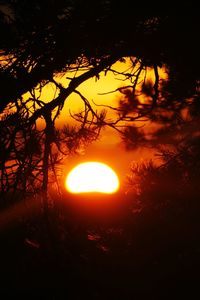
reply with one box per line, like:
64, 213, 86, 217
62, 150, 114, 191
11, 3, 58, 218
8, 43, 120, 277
0, 1, 199, 203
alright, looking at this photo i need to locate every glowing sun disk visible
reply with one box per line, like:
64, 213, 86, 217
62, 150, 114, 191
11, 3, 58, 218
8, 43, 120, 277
65, 162, 119, 194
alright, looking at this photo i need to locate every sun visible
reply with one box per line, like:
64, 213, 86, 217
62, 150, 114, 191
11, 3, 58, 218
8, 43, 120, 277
65, 162, 120, 194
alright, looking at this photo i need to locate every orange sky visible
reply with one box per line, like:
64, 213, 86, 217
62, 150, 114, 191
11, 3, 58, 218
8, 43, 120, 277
24, 57, 167, 190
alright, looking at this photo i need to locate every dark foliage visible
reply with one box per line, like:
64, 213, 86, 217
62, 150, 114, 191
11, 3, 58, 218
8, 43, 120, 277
0, 1, 199, 194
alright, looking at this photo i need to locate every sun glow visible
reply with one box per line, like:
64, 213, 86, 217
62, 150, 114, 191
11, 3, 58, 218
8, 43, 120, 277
65, 162, 119, 194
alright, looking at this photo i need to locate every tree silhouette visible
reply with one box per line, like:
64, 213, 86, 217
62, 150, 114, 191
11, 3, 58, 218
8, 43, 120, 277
1, 3, 200, 296
127, 134, 200, 209
0, 1, 199, 203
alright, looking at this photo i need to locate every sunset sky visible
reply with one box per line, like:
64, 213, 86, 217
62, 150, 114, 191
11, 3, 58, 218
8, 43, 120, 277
26, 57, 167, 189
61, 59, 166, 189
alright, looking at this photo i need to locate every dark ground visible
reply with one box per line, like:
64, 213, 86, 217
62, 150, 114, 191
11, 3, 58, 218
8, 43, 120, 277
0, 192, 200, 299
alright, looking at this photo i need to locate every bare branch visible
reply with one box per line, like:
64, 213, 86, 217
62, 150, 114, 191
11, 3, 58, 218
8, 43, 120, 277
29, 55, 119, 124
